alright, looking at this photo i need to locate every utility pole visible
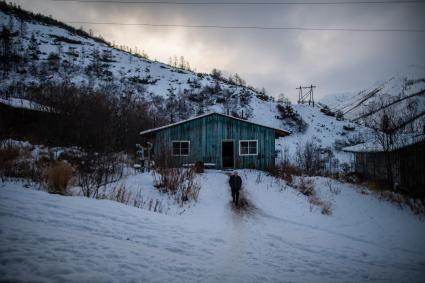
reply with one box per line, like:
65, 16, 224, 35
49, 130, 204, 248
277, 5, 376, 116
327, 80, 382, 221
296, 85, 316, 107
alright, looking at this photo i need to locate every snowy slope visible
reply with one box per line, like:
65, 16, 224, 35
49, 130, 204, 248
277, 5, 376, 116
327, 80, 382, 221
0, 6, 374, 165
0, 8, 257, 116
1, 171, 425, 282
276, 104, 374, 164
321, 66, 425, 133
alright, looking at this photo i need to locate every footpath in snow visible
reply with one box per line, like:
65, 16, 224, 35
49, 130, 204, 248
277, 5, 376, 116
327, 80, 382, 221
1, 170, 425, 282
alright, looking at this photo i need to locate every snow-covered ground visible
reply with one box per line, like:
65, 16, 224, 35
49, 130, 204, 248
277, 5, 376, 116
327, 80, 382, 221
276, 104, 374, 164
1, 170, 425, 282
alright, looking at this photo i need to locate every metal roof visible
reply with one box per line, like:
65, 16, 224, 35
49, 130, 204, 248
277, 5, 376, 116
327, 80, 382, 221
140, 112, 291, 137
0, 97, 54, 113
342, 133, 425, 153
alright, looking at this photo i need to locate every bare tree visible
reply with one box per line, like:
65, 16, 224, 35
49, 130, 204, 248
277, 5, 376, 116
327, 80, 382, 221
364, 106, 405, 189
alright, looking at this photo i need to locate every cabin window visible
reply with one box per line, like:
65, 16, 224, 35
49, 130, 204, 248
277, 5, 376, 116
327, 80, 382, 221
172, 141, 190, 156
239, 140, 258, 156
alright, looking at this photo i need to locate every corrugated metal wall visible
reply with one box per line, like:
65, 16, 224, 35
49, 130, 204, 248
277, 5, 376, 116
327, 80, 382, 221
151, 114, 276, 170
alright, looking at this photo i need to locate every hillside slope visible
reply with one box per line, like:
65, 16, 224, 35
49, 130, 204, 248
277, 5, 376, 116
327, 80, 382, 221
277, 104, 372, 164
0, 4, 373, 165
321, 66, 425, 133
0, 4, 257, 119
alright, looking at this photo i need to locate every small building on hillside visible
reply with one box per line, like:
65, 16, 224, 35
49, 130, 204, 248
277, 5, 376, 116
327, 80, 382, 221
140, 112, 290, 170
0, 97, 57, 141
343, 134, 425, 197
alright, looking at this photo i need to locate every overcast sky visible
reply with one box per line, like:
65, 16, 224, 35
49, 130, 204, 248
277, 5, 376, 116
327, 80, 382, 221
9, 0, 425, 101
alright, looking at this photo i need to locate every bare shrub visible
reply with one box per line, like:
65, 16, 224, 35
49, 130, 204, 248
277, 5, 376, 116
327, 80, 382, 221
129, 194, 164, 213
77, 153, 124, 198
284, 173, 293, 186
364, 180, 392, 192
274, 144, 341, 180
152, 142, 175, 170
0, 145, 20, 180
308, 195, 321, 207
193, 161, 204, 173
298, 177, 315, 197
308, 194, 332, 215
256, 172, 263, 184
153, 168, 200, 205
25, 84, 155, 152
326, 179, 341, 195
0, 141, 44, 182
152, 146, 201, 205
321, 201, 333, 215
295, 177, 333, 216
295, 142, 323, 175
46, 161, 74, 195
362, 183, 425, 215
0, 145, 20, 163
339, 172, 360, 184
276, 101, 308, 133
107, 184, 133, 204
154, 168, 182, 193
407, 199, 425, 215
96, 186, 165, 213
269, 161, 302, 186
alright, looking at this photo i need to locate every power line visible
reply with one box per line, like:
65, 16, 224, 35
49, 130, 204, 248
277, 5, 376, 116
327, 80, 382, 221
52, 0, 425, 5
65, 21, 425, 32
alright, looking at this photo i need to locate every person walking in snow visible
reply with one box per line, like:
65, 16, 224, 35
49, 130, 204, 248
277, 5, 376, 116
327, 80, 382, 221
229, 171, 242, 206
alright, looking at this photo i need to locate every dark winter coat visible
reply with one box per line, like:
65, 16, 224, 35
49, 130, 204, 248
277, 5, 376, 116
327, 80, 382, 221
229, 175, 242, 191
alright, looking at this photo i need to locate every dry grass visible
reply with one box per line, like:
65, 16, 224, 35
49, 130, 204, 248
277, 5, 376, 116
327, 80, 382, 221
326, 179, 341, 195
0, 146, 20, 164
0, 143, 44, 181
46, 161, 74, 195
360, 181, 425, 215
363, 180, 392, 192
375, 190, 425, 215
193, 161, 204, 173
0, 145, 20, 180
269, 162, 302, 187
295, 177, 333, 215
406, 198, 425, 215
96, 186, 165, 213
154, 168, 201, 205
108, 184, 133, 204
320, 201, 333, 215
308, 195, 333, 215
298, 177, 315, 197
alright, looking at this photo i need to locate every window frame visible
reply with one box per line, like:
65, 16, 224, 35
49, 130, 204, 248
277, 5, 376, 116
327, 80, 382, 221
239, 140, 258, 156
171, 140, 190, 156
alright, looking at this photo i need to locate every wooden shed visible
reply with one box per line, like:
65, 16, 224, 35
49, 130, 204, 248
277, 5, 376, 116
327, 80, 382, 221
140, 112, 290, 170
343, 134, 425, 198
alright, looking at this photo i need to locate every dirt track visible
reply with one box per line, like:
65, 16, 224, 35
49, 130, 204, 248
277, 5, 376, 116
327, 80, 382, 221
229, 189, 256, 216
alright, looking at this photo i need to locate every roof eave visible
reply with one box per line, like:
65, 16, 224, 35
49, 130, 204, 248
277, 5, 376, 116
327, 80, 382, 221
275, 130, 291, 138
139, 112, 291, 136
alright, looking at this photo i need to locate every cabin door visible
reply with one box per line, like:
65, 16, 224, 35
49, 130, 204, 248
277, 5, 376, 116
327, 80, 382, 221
222, 140, 234, 168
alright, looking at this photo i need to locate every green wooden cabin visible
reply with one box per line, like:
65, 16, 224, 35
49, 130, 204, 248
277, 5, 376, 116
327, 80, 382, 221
140, 112, 290, 170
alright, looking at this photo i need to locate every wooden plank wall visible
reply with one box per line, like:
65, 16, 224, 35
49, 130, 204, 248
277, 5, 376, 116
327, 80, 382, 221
354, 140, 425, 197
152, 113, 276, 170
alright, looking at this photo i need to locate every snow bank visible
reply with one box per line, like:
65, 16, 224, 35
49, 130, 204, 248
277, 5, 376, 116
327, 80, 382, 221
1, 170, 425, 282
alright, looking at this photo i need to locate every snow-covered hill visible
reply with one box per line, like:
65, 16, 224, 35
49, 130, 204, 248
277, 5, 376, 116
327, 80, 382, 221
0, 5, 258, 118
321, 66, 425, 133
277, 104, 372, 164
0, 4, 374, 166
1, 171, 425, 282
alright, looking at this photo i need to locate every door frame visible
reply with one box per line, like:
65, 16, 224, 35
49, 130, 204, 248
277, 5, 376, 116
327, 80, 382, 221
221, 139, 235, 169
